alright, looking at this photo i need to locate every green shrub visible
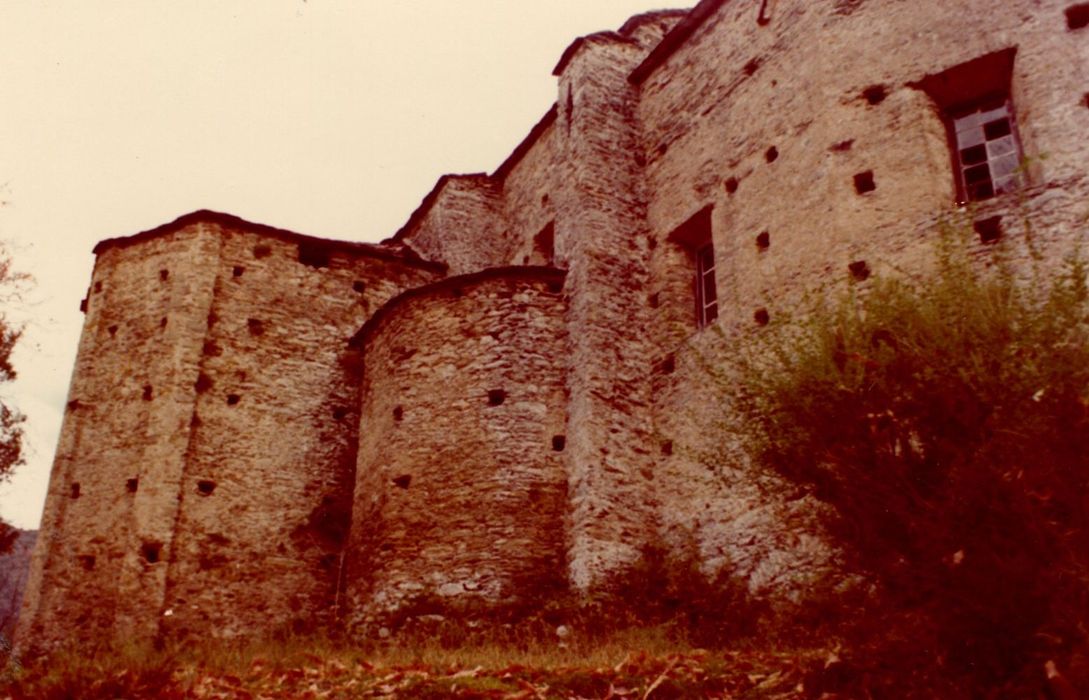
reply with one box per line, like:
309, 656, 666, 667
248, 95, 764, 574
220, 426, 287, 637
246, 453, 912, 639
725, 223, 1089, 693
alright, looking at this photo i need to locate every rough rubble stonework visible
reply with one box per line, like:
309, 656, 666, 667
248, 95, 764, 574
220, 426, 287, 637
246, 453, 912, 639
16, 0, 1089, 651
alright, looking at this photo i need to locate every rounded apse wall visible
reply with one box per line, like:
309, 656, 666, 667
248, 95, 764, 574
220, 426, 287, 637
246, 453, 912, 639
344, 267, 568, 626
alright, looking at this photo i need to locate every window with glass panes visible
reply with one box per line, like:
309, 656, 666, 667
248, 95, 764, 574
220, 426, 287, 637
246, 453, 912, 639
695, 242, 718, 328
951, 95, 1022, 203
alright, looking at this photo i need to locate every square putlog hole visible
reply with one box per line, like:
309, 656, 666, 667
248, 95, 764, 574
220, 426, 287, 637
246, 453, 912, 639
1067, 3, 1089, 29
197, 480, 216, 496
552, 435, 566, 452
487, 389, 507, 406
141, 542, 162, 564
861, 84, 887, 105
754, 308, 770, 326
974, 215, 1003, 244
848, 260, 871, 281
755, 231, 770, 250
853, 170, 876, 194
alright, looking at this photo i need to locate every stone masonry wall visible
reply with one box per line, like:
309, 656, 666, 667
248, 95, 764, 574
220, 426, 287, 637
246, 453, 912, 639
550, 29, 665, 592
344, 268, 568, 626
18, 213, 442, 650
19, 1, 1089, 650
158, 220, 441, 641
17, 223, 222, 651
638, 0, 1089, 597
391, 175, 511, 276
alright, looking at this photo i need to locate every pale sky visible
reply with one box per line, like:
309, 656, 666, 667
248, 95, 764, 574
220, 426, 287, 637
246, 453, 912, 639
0, 2, 692, 529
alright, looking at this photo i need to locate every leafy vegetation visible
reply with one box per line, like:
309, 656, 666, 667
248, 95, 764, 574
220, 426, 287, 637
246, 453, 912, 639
725, 222, 1089, 695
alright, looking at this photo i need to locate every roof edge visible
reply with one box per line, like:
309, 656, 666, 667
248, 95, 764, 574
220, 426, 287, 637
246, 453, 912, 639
617, 8, 691, 37
552, 31, 641, 77
93, 209, 446, 272
492, 104, 559, 180
385, 173, 495, 245
349, 265, 567, 349
629, 0, 729, 85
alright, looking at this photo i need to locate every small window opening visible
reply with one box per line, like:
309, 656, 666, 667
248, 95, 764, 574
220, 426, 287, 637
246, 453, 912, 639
197, 480, 216, 496
862, 84, 887, 105
668, 205, 717, 330
108, 325, 118, 337
659, 355, 675, 374
552, 435, 566, 452
848, 260, 872, 281
70, 482, 81, 499
142, 385, 153, 401
160, 317, 168, 328
743, 57, 761, 76
94, 281, 102, 293
1067, 3, 1089, 29
661, 441, 674, 456
247, 318, 265, 336
913, 48, 1022, 204
831, 139, 854, 152
126, 477, 139, 493
765, 146, 779, 163
253, 244, 272, 259
79, 298, 87, 313
232, 266, 244, 278
159, 269, 169, 281
974, 215, 1003, 244
756, 231, 770, 250
392, 475, 412, 489
298, 242, 331, 268
951, 98, 1021, 202
202, 340, 221, 357
724, 177, 739, 194
67, 399, 82, 411
487, 389, 507, 406
393, 406, 404, 421
854, 170, 877, 194
352, 280, 366, 293
648, 292, 660, 308
695, 244, 718, 328
141, 542, 162, 564
754, 308, 771, 326
78, 555, 96, 571
195, 373, 214, 393
226, 394, 241, 406
532, 222, 555, 265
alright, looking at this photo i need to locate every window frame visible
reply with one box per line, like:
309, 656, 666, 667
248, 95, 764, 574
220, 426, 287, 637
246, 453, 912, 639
666, 204, 718, 332
694, 241, 718, 329
945, 92, 1024, 205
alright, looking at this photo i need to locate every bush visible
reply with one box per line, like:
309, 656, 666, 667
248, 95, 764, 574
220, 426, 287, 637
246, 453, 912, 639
726, 223, 1089, 693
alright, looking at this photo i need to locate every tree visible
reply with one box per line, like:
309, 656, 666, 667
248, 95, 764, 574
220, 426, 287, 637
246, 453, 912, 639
723, 224, 1089, 695
0, 247, 26, 556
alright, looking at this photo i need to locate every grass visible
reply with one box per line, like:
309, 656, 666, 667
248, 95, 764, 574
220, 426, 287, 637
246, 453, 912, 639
2, 626, 827, 699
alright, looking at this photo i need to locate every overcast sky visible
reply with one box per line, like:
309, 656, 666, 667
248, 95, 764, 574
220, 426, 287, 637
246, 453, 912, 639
0, 2, 692, 529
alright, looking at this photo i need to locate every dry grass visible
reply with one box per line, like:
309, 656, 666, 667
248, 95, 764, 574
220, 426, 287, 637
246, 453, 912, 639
2, 626, 828, 699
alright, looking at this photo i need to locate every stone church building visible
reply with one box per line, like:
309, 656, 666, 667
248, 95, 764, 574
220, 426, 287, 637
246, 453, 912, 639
17, 0, 1089, 650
